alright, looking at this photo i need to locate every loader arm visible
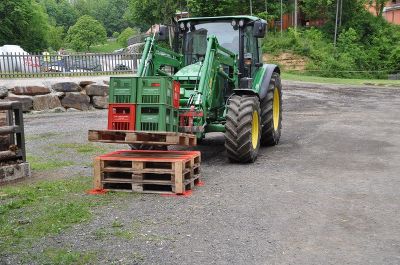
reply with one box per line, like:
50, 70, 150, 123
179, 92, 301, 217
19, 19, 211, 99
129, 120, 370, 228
137, 36, 183, 77
175, 35, 238, 136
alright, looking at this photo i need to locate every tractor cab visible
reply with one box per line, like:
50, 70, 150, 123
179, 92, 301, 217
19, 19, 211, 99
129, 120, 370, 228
176, 16, 267, 79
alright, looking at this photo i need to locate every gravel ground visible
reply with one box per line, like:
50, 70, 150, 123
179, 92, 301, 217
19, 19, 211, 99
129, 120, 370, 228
4, 81, 400, 264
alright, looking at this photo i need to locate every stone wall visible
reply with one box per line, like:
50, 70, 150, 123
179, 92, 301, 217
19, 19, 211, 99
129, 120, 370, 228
0, 80, 109, 113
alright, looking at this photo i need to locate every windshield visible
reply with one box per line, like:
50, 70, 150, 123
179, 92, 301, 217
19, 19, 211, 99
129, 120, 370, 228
183, 22, 239, 65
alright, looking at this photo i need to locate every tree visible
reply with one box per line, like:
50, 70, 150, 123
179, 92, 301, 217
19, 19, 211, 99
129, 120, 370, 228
369, 0, 388, 17
187, 0, 238, 17
47, 26, 64, 50
40, 0, 78, 30
0, 0, 50, 52
66, 15, 107, 51
127, 0, 178, 30
117, 27, 137, 46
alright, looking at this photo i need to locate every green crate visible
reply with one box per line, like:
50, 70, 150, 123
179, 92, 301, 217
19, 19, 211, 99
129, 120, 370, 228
136, 104, 178, 132
137, 77, 173, 105
171, 109, 179, 132
109, 77, 137, 103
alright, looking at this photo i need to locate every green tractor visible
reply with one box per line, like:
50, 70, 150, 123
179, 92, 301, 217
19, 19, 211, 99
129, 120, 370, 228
137, 15, 282, 163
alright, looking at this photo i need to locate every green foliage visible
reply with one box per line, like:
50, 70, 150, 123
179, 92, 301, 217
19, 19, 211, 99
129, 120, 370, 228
66, 15, 107, 51
47, 26, 65, 50
40, 0, 78, 30
89, 39, 123, 53
117, 27, 137, 46
0, 0, 50, 52
31, 248, 96, 265
112, 32, 120, 38
0, 176, 129, 257
187, 0, 242, 17
127, 0, 178, 30
263, 21, 400, 79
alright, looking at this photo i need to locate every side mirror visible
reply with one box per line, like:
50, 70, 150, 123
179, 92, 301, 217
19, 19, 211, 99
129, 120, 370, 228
253, 20, 267, 38
158, 25, 169, 41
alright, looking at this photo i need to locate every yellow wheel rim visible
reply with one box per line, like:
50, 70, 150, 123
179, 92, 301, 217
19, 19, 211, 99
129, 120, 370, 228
251, 111, 259, 149
273, 87, 280, 130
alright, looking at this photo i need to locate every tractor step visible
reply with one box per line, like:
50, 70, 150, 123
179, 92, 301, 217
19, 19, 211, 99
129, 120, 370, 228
93, 150, 201, 194
88, 130, 197, 146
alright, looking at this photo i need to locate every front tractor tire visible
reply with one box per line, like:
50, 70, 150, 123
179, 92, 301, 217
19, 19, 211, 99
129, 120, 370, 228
260, 72, 282, 146
224, 95, 261, 163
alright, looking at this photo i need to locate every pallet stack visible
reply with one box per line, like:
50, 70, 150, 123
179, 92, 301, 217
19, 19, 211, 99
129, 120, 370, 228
90, 76, 201, 195
93, 150, 200, 194
107, 76, 180, 132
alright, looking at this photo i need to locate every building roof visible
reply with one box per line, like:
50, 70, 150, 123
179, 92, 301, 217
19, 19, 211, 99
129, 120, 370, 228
178, 15, 264, 23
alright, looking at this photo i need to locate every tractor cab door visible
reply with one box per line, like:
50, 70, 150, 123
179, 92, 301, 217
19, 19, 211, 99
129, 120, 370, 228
243, 25, 260, 78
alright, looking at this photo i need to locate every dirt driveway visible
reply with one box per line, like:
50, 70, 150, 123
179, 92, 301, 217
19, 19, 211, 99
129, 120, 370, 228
4, 81, 400, 264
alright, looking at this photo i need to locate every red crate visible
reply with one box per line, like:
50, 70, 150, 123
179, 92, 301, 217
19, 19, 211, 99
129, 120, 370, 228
173, 81, 180, 109
107, 104, 136, 131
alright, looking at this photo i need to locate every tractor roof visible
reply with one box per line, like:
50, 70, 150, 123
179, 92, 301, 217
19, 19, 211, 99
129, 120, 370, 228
178, 15, 263, 23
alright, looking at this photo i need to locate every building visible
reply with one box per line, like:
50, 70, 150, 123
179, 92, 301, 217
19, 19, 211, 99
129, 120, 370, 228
383, 0, 400, 24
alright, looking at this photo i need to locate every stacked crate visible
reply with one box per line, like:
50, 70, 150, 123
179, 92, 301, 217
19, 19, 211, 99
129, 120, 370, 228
108, 76, 180, 132
136, 77, 179, 132
108, 77, 137, 130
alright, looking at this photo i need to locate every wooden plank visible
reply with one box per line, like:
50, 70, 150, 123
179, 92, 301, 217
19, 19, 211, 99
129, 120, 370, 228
0, 125, 19, 135
93, 157, 102, 189
174, 161, 184, 194
88, 130, 196, 146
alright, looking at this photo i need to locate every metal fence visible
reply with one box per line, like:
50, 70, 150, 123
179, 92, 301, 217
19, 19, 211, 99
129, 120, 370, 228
0, 52, 142, 78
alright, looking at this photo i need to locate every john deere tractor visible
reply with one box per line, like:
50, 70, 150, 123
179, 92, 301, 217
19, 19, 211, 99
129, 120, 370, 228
137, 15, 282, 163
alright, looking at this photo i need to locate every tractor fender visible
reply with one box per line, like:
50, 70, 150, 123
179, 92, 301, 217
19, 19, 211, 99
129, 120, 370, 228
258, 64, 280, 100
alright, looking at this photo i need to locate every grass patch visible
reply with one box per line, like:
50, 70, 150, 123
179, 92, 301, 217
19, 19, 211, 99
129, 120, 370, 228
89, 39, 123, 53
0, 176, 129, 258
27, 155, 74, 171
30, 248, 96, 265
25, 132, 60, 141
56, 143, 109, 155
282, 72, 400, 87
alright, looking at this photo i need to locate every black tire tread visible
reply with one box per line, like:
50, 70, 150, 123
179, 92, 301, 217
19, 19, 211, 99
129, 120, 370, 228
224, 95, 261, 163
260, 72, 282, 146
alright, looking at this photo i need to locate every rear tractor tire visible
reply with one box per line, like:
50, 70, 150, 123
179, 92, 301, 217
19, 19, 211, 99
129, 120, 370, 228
260, 72, 282, 146
224, 95, 261, 163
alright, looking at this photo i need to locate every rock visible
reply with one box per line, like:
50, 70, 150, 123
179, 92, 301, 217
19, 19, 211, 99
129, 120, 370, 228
54, 92, 65, 98
66, 108, 80, 112
61, 93, 90, 111
51, 107, 66, 113
79, 81, 95, 88
13, 86, 50, 96
85, 84, 109, 96
52, 82, 81, 92
0, 86, 8, 99
92, 96, 109, 109
5, 94, 33, 112
32, 94, 62, 111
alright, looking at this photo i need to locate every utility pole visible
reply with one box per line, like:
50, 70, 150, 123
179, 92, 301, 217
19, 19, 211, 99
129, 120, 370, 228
294, 0, 298, 30
250, 0, 253, 16
280, 0, 283, 36
334, 0, 339, 46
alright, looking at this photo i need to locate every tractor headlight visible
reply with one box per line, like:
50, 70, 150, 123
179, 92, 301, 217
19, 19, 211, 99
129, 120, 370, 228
180, 22, 185, 30
231, 20, 237, 27
239, 19, 245, 27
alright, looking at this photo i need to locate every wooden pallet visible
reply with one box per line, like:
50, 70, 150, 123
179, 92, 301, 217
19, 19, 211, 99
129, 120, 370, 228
93, 150, 201, 194
88, 130, 197, 146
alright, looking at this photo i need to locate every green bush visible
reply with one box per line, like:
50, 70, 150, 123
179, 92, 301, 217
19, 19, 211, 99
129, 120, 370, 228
117, 27, 137, 47
112, 32, 120, 38
263, 20, 400, 79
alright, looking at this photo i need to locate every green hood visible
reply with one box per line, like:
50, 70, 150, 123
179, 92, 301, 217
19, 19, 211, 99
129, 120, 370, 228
174, 62, 202, 81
